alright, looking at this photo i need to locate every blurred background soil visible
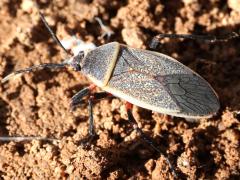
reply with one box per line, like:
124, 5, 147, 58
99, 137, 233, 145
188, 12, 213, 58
0, 0, 240, 179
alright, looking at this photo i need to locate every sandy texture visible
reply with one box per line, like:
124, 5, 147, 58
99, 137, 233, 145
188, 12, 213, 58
0, 0, 240, 179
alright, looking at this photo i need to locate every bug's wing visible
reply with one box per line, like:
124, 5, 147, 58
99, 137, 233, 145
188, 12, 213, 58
104, 46, 220, 118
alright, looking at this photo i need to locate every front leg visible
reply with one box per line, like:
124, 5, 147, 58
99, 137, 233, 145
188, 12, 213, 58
70, 84, 96, 111
88, 96, 95, 137
71, 85, 111, 144
87, 92, 112, 137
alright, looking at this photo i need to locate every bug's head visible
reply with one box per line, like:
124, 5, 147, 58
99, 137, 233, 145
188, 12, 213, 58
68, 51, 84, 72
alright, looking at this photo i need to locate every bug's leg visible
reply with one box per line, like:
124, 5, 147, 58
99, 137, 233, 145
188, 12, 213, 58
70, 84, 96, 145
0, 136, 59, 142
92, 92, 112, 100
88, 92, 112, 136
70, 87, 109, 136
88, 95, 95, 137
125, 102, 178, 178
70, 84, 96, 111
149, 32, 239, 49
81, 91, 111, 146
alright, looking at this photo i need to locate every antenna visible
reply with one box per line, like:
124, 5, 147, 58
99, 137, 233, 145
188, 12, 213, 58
38, 11, 73, 57
1, 63, 68, 83
1, 10, 75, 83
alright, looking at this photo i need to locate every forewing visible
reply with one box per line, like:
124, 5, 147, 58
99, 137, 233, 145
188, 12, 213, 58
108, 69, 181, 113
156, 73, 219, 117
106, 46, 219, 118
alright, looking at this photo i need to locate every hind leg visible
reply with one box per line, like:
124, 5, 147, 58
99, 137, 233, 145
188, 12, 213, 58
149, 32, 239, 50
125, 102, 178, 177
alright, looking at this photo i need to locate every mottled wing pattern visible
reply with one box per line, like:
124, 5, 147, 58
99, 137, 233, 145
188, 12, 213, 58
107, 46, 219, 118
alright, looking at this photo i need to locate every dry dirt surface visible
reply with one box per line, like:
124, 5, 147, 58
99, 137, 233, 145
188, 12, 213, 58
0, 0, 240, 179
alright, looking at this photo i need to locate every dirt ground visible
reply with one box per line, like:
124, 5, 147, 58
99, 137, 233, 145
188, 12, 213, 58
0, 0, 239, 179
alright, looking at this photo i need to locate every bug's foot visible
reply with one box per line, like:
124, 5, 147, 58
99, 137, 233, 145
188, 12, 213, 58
79, 133, 98, 148
125, 102, 178, 178
69, 102, 84, 112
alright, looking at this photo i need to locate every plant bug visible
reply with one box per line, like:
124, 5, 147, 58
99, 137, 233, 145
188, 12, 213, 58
1, 11, 239, 177
2, 37, 222, 118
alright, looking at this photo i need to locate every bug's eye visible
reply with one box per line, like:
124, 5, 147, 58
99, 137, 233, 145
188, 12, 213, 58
74, 64, 81, 71
69, 51, 84, 71
69, 58, 81, 71
70, 59, 81, 71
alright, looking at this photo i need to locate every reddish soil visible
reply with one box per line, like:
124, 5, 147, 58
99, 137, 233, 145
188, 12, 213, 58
0, 0, 240, 179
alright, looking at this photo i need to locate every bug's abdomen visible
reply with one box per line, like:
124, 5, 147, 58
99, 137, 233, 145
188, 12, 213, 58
81, 42, 120, 87
103, 46, 220, 119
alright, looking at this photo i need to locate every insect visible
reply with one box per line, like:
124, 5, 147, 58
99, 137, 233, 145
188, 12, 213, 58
2, 37, 221, 118
2, 12, 238, 177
